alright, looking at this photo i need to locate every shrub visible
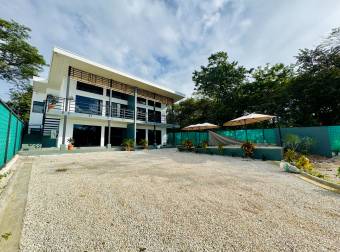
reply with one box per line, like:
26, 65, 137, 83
122, 138, 134, 151
183, 139, 193, 151
241, 142, 255, 158
299, 137, 316, 154
295, 155, 314, 173
284, 149, 298, 162
139, 139, 148, 149
283, 134, 301, 151
337, 167, 340, 177
218, 143, 224, 153
202, 141, 208, 149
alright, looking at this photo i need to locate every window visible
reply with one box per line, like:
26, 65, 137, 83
137, 107, 146, 121
137, 97, 146, 105
75, 95, 102, 115
104, 127, 127, 146
106, 89, 128, 100
147, 100, 161, 108
77, 81, 103, 95
105, 101, 118, 117
148, 110, 161, 123
73, 124, 101, 147
148, 130, 161, 145
32, 101, 45, 113
148, 100, 154, 106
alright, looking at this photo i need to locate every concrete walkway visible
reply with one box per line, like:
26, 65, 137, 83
0, 161, 32, 252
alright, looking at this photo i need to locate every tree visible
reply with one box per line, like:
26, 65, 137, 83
193, 52, 248, 101
167, 97, 216, 128
0, 19, 45, 84
0, 18, 45, 121
289, 28, 340, 126
192, 52, 249, 121
239, 63, 294, 125
6, 85, 32, 122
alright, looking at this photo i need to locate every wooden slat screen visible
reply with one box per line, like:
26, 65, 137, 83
70, 67, 174, 104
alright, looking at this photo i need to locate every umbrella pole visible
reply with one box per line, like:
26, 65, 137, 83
276, 117, 283, 147
262, 127, 265, 144
244, 119, 248, 142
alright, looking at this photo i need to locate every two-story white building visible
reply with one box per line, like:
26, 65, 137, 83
28, 48, 184, 148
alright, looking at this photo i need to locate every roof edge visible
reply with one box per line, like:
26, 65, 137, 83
52, 47, 186, 100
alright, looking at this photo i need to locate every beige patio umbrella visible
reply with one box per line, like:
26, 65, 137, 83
182, 123, 219, 145
223, 113, 276, 141
182, 122, 220, 131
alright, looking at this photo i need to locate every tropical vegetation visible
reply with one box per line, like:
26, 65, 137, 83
168, 27, 340, 128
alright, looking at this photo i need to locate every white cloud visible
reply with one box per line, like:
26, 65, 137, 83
0, 0, 340, 101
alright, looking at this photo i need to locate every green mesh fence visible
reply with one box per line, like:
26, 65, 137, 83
328, 126, 340, 152
216, 129, 277, 144
0, 101, 24, 168
167, 132, 208, 146
167, 125, 338, 157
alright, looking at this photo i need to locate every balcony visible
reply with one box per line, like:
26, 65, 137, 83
46, 96, 135, 120
45, 96, 167, 124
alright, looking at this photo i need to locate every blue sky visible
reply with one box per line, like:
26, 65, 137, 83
1, 0, 340, 100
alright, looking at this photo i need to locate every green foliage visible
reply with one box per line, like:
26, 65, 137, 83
202, 141, 208, 149
284, 149, 298, 163
183, 139, 193, 151
193, 52, 248, 102
241, 142, 255, 158
283, 134, 315, 154
337, 167, 340, 177
218, 143, 224, 153
169, 27, 340, 128
6, 84, 32, 122
67, 138, 74, 145
299, 137, 316, 154
0, 18, 45, 84
283, 134, 301, 151
139, 139, 148, 149
295, 155, 314, 173
121, 138, 134, 151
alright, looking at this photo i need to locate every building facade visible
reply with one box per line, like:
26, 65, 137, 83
28, 48, 184, 148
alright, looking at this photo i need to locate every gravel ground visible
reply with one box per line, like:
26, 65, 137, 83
20, 149, 340, 251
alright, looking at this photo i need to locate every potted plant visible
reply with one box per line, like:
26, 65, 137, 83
241, 141, 255, 158
122, 138, 134, 151
47, 95, 58, 110
183, 139, 194, 151
67, 138, 74, 150
139, 139, 148, 149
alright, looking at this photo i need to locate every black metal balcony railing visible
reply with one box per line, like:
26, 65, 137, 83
45, 96, 167, 123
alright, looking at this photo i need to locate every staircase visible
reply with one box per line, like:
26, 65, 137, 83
42, 117, 60, 136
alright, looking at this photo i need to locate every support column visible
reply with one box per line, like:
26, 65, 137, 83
153, 94, 157, 147
133, 88, 137, 147
61, 66, 71, 150
107, 80, 112, 148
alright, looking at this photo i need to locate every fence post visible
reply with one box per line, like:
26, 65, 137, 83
13, 118, 18, 154
4, 111, 12, 164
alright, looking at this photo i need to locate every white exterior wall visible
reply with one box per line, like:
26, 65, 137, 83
30, 74, 172, 148
29, 92, 46, 127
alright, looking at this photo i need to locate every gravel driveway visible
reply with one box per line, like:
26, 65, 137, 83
20, 149, 340, 251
